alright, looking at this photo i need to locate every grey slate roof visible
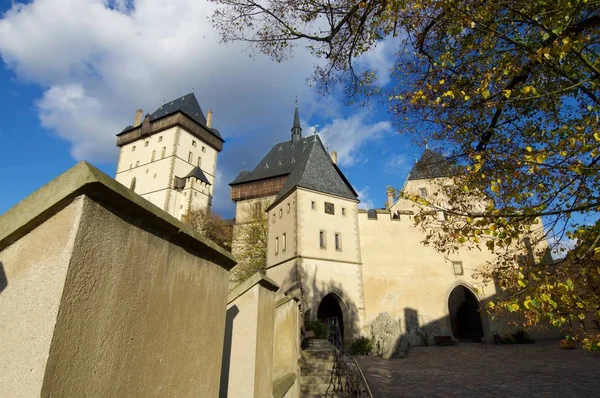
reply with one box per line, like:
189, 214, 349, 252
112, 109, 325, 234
183, 166, 211, 185
408, 149, 453, 180
230, 134, 357, 206
119, 93, 223, 141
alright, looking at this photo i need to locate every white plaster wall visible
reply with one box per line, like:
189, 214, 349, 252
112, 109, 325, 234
267, 192, 297, 266
0, 197, 85, 398
115, 126, 219, 219
358, 211, 499, 337
296, 189, 361, 263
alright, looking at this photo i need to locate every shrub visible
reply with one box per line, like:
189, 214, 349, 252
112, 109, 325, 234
497, 329, 535, 345
304, 315, 325, 339
350, 336, 373, 356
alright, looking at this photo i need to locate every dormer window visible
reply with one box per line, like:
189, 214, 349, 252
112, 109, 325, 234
419, 188, 427, 197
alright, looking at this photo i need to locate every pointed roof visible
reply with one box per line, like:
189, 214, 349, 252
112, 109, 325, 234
183, 166, 211, 185
231, 133, 357, 209
408, 149, 453, 180
292, 104, 302, 132
273, 135, 357, 204
119, 93, 223, 141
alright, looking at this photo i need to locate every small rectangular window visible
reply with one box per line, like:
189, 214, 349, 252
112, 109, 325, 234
145, 141, 149, 147
158, 136, 163, 142
287, 203, 290, 213
275, 237, 279, 255
419, 188, 427, 197
319, 230, 326, 249
255, 202, 262, 213
453, 261, 464, 276
151, 150, 156, 161
272, 213, 275, 223
324, 202, 335, 215
342, 208, 346, 216
202, 146, 206, 153
192, 140, 197, 147
188, 152, 193, 163
311, 201, 316, 210
132, 145, 136, 152
283, 233, 287, 252
279, 209, 283, 218
198, 157, 202, 167
335, 233, 342, 251
135, 160, 139, 166
161, 146, 166, 158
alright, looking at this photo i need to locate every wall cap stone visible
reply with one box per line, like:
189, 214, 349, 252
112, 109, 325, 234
272, 372, 296, 398
275, 295, 300, 308
227, 272, 279, 304
0, 161, 236, 270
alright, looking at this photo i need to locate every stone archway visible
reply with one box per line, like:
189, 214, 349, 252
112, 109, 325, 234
448, 285, 484, 343
317, 292, 346, 345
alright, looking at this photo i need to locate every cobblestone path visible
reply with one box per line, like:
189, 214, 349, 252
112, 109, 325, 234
356, 342, 600, 397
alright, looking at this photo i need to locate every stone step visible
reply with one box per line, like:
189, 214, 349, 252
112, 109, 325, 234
300, 382, 332, 394
301, 374, 333, 385
300, 365, 334, 376
301, 350, 336, 362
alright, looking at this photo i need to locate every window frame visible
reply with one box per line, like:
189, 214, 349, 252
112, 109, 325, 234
335, 232, 342, 251
319, 230, 326, 249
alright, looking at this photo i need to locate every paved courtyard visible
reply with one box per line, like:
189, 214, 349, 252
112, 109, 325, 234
356, 342, 600, 397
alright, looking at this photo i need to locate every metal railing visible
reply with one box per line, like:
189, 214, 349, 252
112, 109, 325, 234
324, 318, 374, 398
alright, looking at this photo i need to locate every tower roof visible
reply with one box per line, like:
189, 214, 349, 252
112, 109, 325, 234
291, 102, 302, 143
183, 166, 211, 185
118, 93, 223, 141
408, 149, 454, 180
230, 134, 358, 207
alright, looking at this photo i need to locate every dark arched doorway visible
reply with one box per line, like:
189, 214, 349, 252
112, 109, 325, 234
448, 285, 484, 342
317, 293, 345, 343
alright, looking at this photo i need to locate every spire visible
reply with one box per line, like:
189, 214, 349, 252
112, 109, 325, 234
291, 99, 302, 143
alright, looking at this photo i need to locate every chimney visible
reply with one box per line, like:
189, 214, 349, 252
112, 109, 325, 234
207, 110, 213, 128
331, 150, 338, 165
386, 187, 395, 210
134, 109, 143, 127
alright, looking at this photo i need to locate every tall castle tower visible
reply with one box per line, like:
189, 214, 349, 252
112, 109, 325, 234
230, 104, 365, 344
115, 93, 224, 220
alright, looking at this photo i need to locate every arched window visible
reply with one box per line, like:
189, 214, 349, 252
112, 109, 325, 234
130, 177, 137, 192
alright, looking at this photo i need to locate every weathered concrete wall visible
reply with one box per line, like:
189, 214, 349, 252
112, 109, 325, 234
0, 162, 236, 398
0, 198, 84, 398
42, 197, 231, 397
273, 297, 300, 398
220, 274, 278, 398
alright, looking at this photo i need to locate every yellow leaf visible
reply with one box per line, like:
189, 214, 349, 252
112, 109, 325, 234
439, 79, 445, 85
521, 86, 532, 94
503, 89, 512, 98
526, 146, 533, 152
482, 89, 490, 99
594, 132, 600, 142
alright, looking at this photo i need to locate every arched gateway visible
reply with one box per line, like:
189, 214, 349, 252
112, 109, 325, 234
448, 285, 484, 343
317, 293, 346, 344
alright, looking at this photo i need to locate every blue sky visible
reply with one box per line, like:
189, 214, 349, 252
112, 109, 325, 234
0, 0, 422, 218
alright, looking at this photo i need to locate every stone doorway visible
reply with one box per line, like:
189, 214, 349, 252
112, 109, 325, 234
317, 293, 345, 343
448, 285, 484, 342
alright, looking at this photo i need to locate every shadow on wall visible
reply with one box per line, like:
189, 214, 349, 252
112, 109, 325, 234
219, 305, 239, 397
0, 262, 6, 294
366, 285, 499, 358
278, 262, 361, 348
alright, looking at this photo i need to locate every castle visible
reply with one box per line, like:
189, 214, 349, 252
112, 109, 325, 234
0, 92, 554, 397
112, 93, 548, 352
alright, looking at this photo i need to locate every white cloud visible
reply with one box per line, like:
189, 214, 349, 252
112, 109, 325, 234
384, 154, 408, 174
0, 0, 394, 215
355, 35, 401, 87
357, 186, 374, 210
312, 112, 392, 167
